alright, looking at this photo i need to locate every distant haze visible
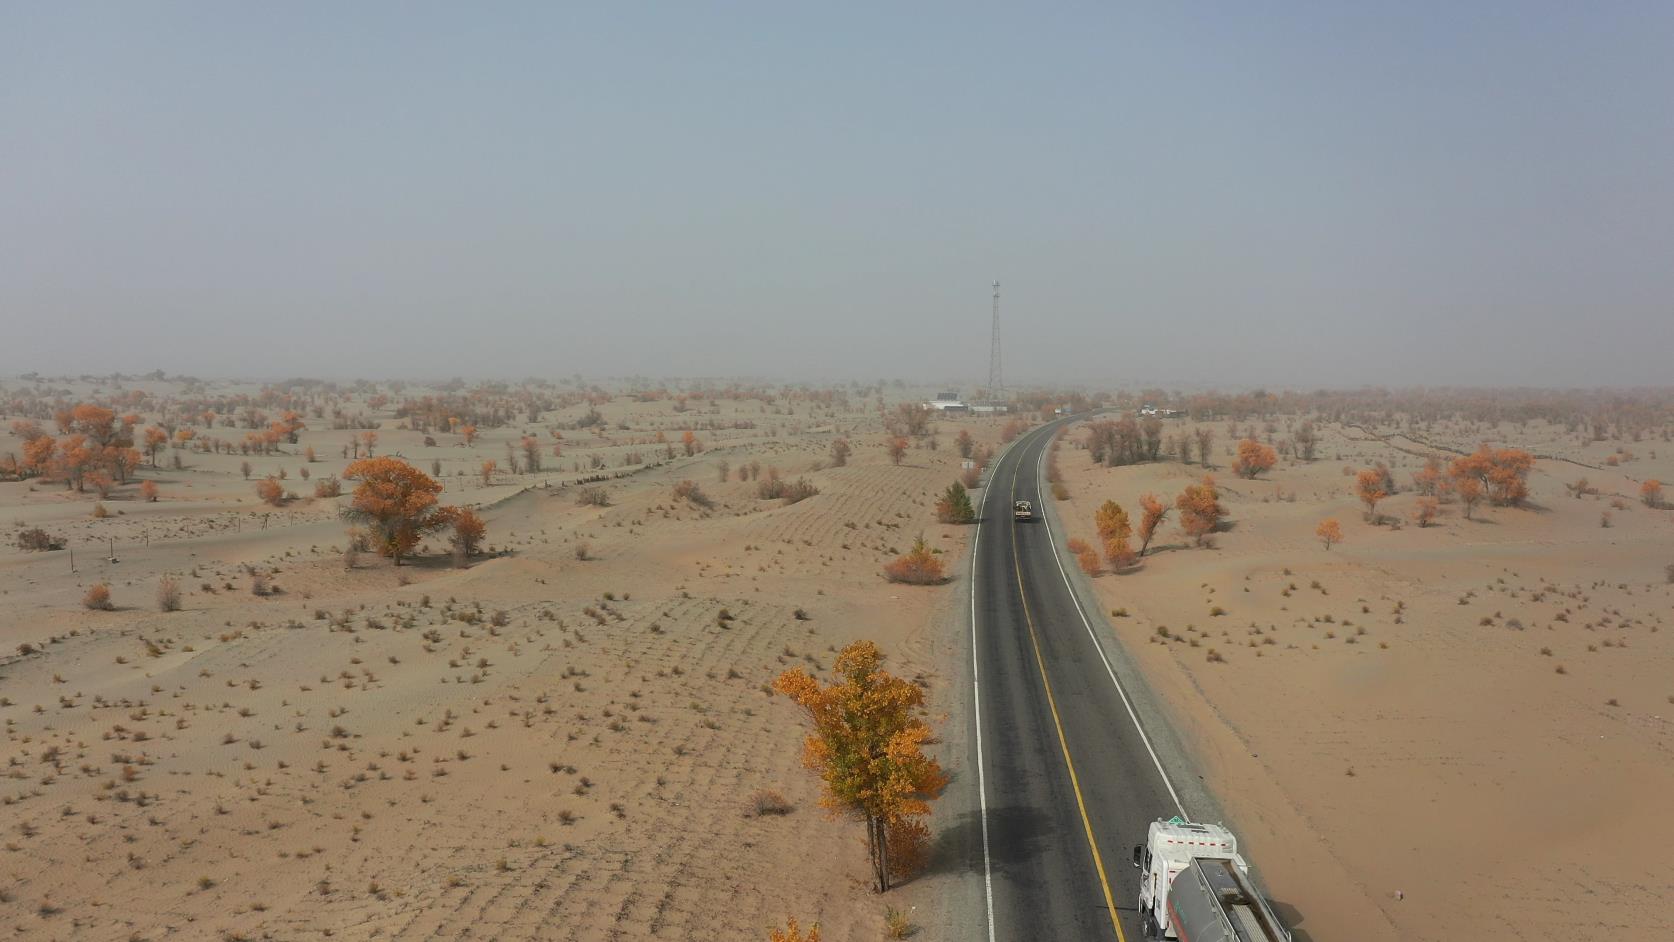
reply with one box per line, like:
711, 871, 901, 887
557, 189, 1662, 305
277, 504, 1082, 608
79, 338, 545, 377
4, 3, 1672, 388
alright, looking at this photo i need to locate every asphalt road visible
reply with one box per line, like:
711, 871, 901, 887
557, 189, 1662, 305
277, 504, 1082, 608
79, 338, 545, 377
967, 420, 1190, 942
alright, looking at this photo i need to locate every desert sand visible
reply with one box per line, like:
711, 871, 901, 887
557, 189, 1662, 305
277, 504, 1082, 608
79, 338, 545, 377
1, 377, 1005, 941
1052, 410, 1674, 941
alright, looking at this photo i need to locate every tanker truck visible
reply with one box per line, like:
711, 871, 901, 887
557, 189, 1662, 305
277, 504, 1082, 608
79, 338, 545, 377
1131, 817, 1291, 942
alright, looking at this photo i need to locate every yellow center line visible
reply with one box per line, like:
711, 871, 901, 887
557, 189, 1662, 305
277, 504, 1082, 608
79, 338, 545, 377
1008, 434, 1127, 942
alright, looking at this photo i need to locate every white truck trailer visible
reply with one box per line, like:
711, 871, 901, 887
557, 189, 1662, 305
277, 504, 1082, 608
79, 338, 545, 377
1131, 817, 1290, 942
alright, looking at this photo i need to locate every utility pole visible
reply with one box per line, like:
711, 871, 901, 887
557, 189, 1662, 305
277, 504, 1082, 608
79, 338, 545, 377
987, 280, 1003, 401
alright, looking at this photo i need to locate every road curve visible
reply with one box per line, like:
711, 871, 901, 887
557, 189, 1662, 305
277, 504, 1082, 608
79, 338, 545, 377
966, 420, 1187, 942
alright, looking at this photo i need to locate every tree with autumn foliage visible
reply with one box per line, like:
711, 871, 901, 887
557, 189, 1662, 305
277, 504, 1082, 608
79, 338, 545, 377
1354, 468, 1388, 521
1137, 493, 1170, 557
140, 480, 159, 502
1232, 438, 1277, 479
1176, 475, 1223, 546
1641, 479, 1664, 509
886, 436, 908, 466
1094, 500, 1135, 569
343, 457, 456, 565
773, 641, 948, 892
883, 535, 945, 585
682, 430, 701, 457
954, 430, 974, 459
1449, 446, 1533, 507
1316, 518, 1343, 550
1413, 496, 1440, 528
830, 437, 851, 467
935, 482, 975, 524
1456, 476, 1483, 519
443, 506, 487, 559
143, 426, 168, 466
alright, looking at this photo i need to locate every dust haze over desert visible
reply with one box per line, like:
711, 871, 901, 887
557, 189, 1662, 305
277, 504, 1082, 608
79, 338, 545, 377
3, 5, 1673, 942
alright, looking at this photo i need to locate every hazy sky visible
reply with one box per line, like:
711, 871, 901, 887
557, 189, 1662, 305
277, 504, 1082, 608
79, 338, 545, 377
4, 3, 1672, 389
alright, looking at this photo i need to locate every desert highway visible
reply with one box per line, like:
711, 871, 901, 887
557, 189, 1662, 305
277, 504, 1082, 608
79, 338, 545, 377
967, 419, 1190, 942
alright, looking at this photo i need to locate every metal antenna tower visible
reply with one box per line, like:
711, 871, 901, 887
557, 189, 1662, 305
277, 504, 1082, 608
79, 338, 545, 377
986, 280, 1003, 401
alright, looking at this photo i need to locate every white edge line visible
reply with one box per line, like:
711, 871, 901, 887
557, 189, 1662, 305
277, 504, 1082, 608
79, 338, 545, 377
1033, 425, 1190, 819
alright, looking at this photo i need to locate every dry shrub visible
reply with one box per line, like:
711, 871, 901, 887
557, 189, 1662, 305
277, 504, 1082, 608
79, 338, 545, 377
255, 477, 286, 506
671, 480, 713, 509
1051, 481, 1070, 501
780, 478, 819, 505
748, 789, 793, 817
574, 541, 591, 561
883, 536, 946, 585
249, 568, 271, 596
575, 486, 610, 507
959, 467, 981, 490
1066, 537, 1100, 575
157, 577, 182, 612
91, 502, 110, 519
83, 583, 113, 611
313, 476, 342, 498
16, 528, 64, 552
770, 919, 821, 942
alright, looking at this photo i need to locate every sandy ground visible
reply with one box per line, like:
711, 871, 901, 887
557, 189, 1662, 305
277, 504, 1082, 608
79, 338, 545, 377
1054, 416, 1674, 942
1, 379, 1007, 941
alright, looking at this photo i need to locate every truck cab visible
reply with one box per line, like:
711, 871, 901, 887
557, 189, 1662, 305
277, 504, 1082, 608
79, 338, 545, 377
1013, 500, 1033, 521
1132, 818, 1289, 941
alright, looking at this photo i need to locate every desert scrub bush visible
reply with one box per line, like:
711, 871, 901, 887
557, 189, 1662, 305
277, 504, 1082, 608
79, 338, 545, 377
156, 577, 182, 612
748, 789, 793, 817
91, 502, 110, 519
313, 476, 342, 498
671, 479, 713, 509
255, 477, 286, 506
83, 583, 113, 610
884, 906, 912, 939
780, 477, 819, 504
1066, 537, 1100, 576
574, 541, 591, 561
15, 528, 64, 552
769, 918, 822, 942
575, 486, 610, 507
883, 536, 946, 585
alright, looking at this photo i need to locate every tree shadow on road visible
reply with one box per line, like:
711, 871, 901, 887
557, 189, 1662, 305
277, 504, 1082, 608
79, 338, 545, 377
926, 805, 1053, 879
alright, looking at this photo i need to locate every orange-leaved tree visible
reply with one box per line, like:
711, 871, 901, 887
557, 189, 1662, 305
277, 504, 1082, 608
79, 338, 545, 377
773, 641, 947, 893
1641, 479, 1664, 508
1232, 439, 1277, 479
1137, 492, 1169, 557
883, 535, 945, 585
443, 507, 487, 558
1094, 500, 1134, 569
1449, 446, 1533, 507
343, 457, 455, 565
1176, 475, 1223, 546
1316, 518, 1342, 549
1354, 468, 1388, 520
886, 436, 908, 466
